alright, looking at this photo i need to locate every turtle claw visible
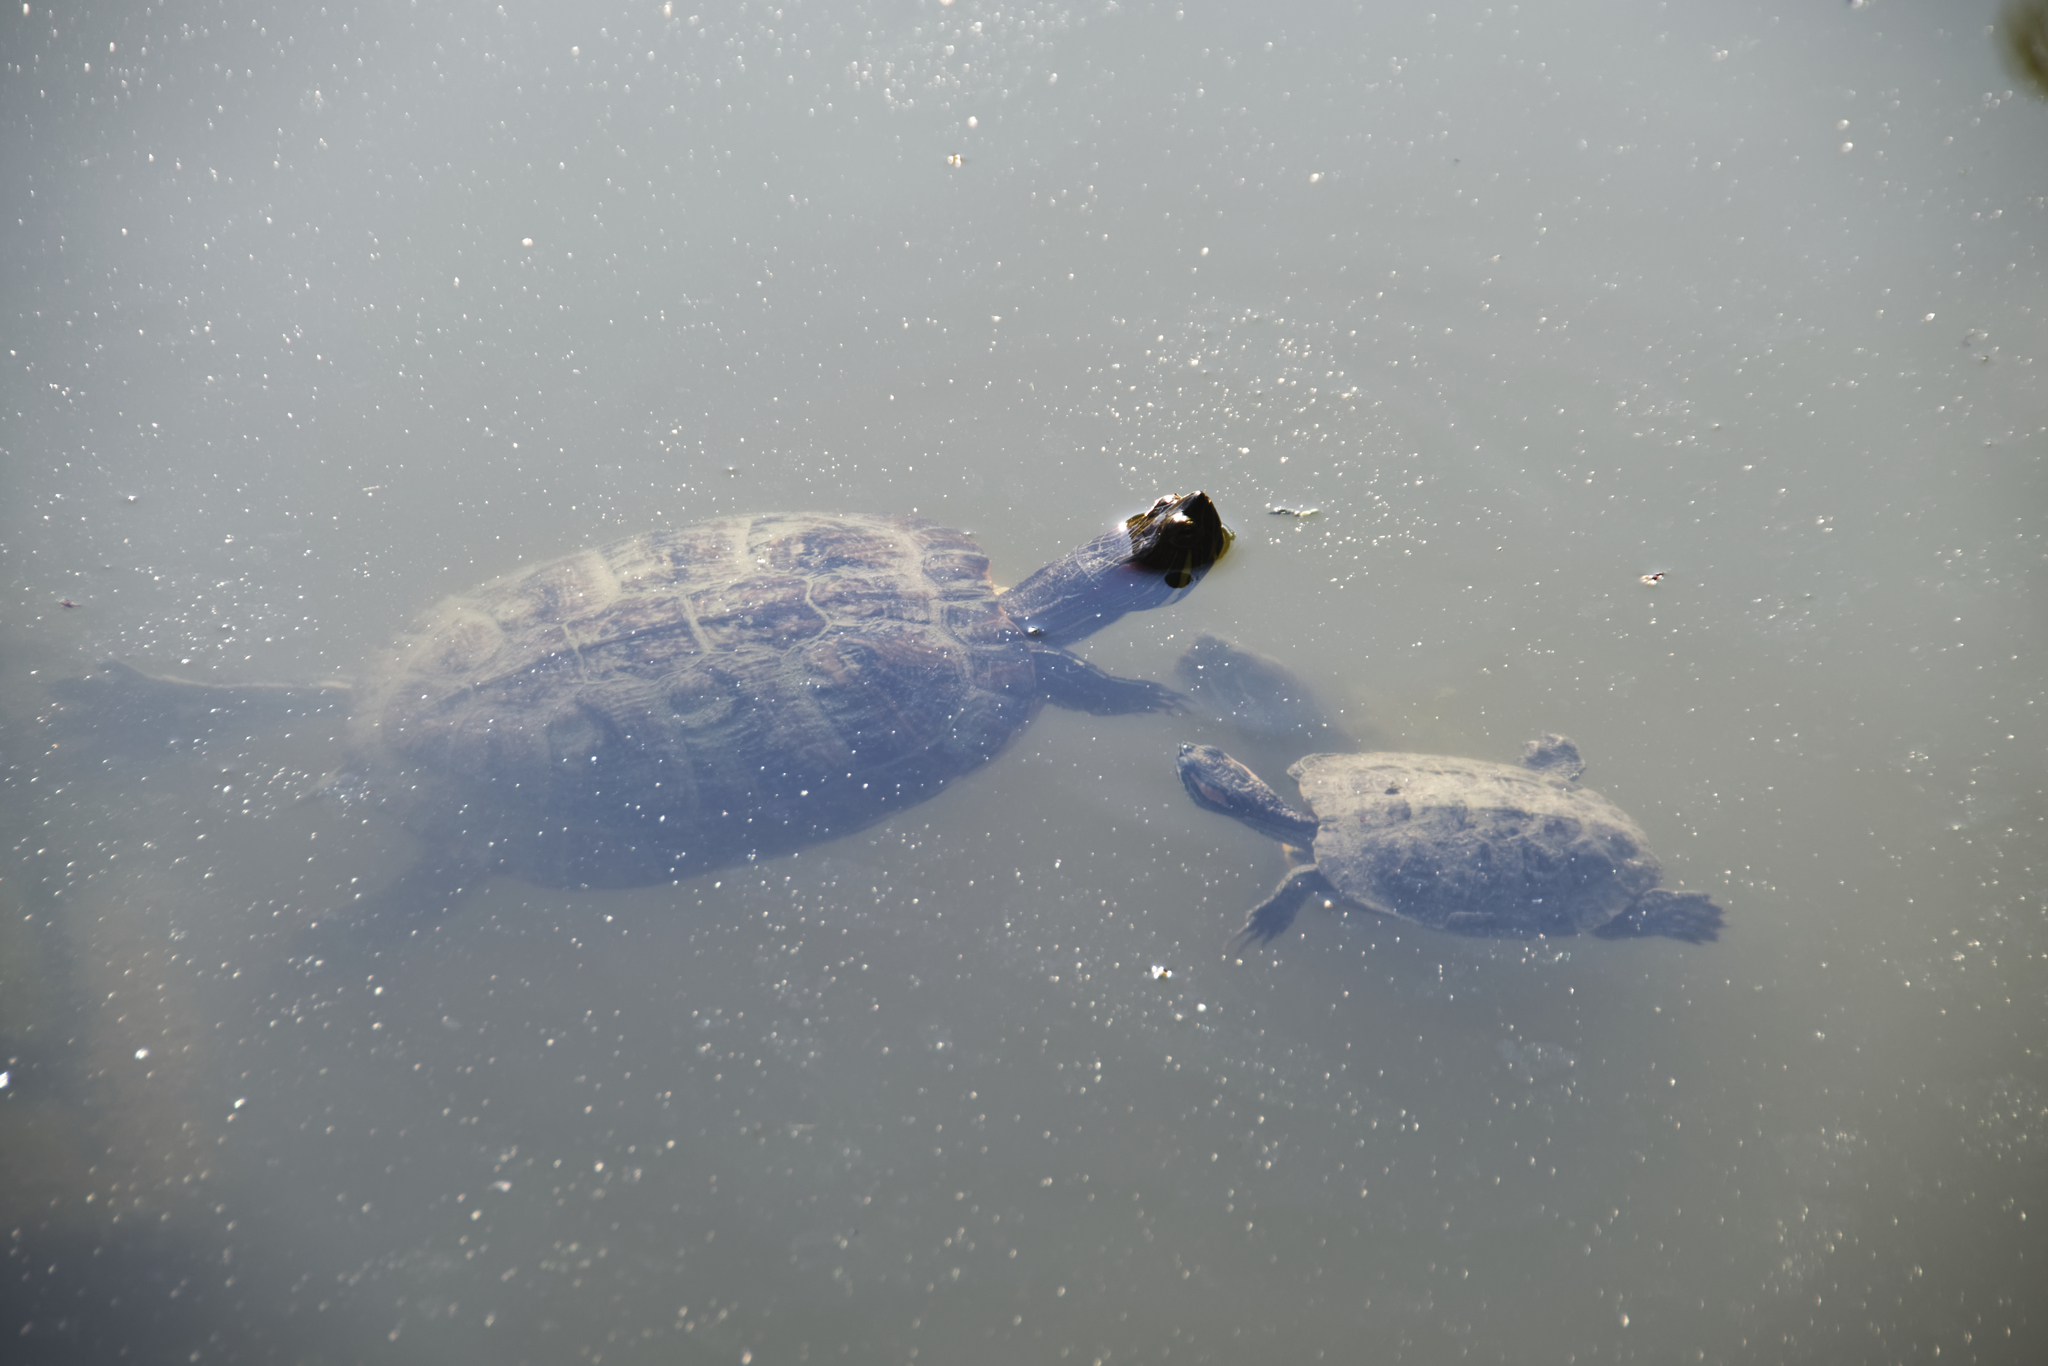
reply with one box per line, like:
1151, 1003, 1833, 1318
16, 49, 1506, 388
1035, 648, 1188, 715
1226, 905, 1294, 954
1126, 679, 1193, 716
1224, 865, 1328, 955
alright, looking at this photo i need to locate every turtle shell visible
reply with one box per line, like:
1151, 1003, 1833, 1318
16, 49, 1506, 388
1290, 750, 1664, 937
349, 514, 1039, 888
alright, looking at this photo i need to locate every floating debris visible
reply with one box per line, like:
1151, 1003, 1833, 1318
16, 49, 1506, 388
1639, 571, 1667, 586
944, 152, 966, 168
1267, 505, 1320, 518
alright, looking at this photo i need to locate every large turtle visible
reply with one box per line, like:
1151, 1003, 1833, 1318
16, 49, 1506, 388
1177, 734, 1722, 952
67, 493, 1229, 894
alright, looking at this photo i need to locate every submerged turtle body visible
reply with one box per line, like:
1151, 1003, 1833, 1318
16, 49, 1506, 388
75, 495, 1229, 893
357, 512, 1030, 888
1178, 734, 1722, 951
1288, 743, 1665, 938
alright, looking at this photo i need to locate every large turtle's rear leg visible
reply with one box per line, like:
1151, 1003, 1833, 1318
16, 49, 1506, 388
1226, 865, 1339, 954
1592, 889, 1723, 943
292, 854, 486, 969
53, 660, 350, 720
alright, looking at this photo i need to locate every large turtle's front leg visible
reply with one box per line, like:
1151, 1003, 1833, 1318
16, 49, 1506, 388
1227, 865, 1339, 954
1032, 645, 1187, 715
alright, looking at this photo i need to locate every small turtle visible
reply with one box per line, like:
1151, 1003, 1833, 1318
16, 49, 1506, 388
62, 494, 1230, 897
1177, 734, 1722, 952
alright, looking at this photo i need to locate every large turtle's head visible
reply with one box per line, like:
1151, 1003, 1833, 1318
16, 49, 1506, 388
1001, 492, 1231, 645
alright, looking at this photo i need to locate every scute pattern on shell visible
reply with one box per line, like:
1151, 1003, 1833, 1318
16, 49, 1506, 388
350, 513, 1038, 888
1290, 751, 1664, 937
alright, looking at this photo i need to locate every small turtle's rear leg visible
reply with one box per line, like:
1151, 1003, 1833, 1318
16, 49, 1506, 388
1226, 865, 1337, 954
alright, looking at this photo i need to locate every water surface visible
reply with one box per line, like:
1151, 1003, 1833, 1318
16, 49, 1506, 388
4, 2, 2044, 1362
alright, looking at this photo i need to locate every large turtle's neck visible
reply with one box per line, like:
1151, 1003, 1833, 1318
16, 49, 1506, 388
999, 492, 1229, 646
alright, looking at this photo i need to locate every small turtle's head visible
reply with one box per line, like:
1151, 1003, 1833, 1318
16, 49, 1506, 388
1003, 492, 1232, 645
1177, 742, 1321, 848
1177, 742, 1252, 817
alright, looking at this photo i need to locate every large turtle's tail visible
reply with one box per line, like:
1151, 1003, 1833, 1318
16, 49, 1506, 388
1592, 889, 1724, 944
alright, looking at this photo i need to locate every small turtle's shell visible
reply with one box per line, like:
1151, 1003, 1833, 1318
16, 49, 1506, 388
1290, 751, 1663, 937
350, 514, 1037, 888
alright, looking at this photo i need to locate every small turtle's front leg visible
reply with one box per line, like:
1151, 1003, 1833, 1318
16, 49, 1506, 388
1226, 865, 1337, 954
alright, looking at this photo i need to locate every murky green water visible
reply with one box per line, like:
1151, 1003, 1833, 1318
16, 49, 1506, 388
4, 2, 2044, 1362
